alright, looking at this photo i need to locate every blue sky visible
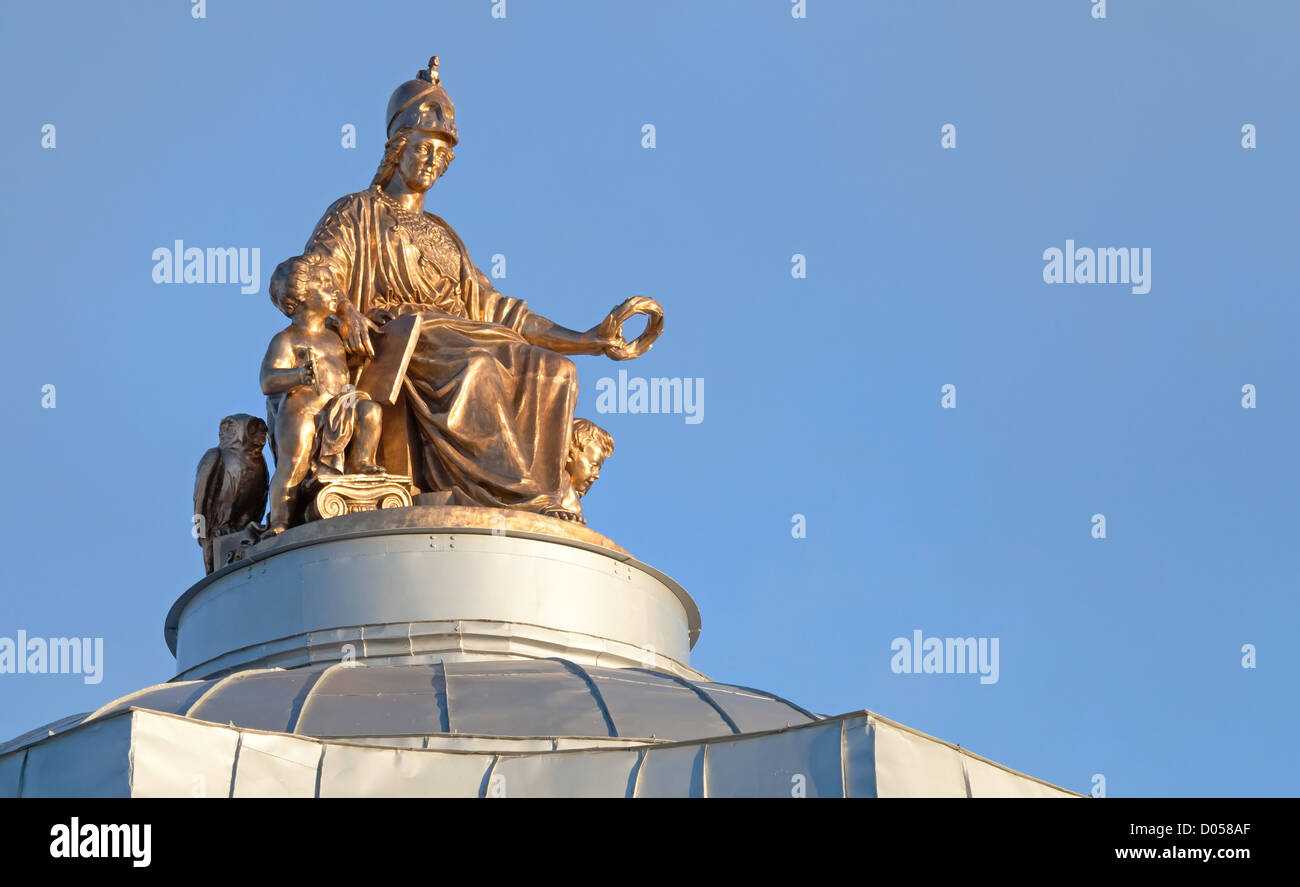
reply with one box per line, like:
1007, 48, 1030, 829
2, 0, 1297, 796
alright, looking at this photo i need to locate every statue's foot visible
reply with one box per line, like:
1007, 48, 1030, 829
353, 461, 386, 475
262, 522, 289, 538
541, 504, 582, 523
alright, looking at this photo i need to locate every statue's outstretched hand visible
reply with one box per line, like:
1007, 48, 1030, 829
599, 296, 664, 361
594, 312, 627, 355
338, 302, 376, 360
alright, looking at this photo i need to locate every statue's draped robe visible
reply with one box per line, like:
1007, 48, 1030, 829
315, 385, 371, 474
303, 186, 577, 513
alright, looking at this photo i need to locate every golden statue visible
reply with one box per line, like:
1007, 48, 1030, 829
297, 56, 662, 523
193, 56, 661, 570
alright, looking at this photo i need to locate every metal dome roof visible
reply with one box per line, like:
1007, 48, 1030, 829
81, 659, 818, 744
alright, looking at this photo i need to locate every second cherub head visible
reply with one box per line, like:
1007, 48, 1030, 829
269, 254, 340, 321
566, 418, 614, 499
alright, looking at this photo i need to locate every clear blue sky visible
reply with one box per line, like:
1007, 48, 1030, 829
2, 0, 1296, 797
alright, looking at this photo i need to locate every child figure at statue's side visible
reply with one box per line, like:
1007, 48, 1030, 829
260, 254, 384, 535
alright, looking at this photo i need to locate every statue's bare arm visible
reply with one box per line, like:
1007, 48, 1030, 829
520, 313, 619, 356
260, 333, 312, 395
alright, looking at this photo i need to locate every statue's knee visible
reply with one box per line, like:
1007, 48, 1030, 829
457, 348, 486, 373
358, 399, 382, 428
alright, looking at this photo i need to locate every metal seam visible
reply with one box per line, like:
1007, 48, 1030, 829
227, 732, 244, 798
839, 718, 848, 799
699, 681, 822, 723
550, 658, 618, 738
701, 741, 710, 797
290, 662, 350, 734
285, 666, 335, 734
313, 743, 326, 798
433, 660, 452, 733
185, 667, 284, 720
627, 747, 647, 798
658, 672, 742, 735
81, 681, 207, 724
482, 755, 500, 798
15, 749, 28, 798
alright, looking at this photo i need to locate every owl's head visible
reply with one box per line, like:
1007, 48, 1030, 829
219, 414, 268, 452
217, 415, 241, 448
238, 415, 269, 452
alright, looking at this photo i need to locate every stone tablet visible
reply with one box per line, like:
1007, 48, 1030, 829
356, 314, 421, 405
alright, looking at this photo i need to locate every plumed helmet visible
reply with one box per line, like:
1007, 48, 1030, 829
386, 56, 458, 144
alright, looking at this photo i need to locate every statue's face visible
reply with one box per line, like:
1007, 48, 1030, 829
289, 273, 339, 316
398, 132, 453, 192
567, 442, 607, 496
305, 280, 339, 314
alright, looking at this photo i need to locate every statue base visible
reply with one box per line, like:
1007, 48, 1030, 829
305, 472, 413, 520
166, 505, 702, 682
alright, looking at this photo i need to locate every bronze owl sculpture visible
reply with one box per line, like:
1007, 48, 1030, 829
194, 414, 269, 573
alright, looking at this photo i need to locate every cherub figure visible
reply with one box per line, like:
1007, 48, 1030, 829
261, 254, 385, 535
559, 418, 614, 524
